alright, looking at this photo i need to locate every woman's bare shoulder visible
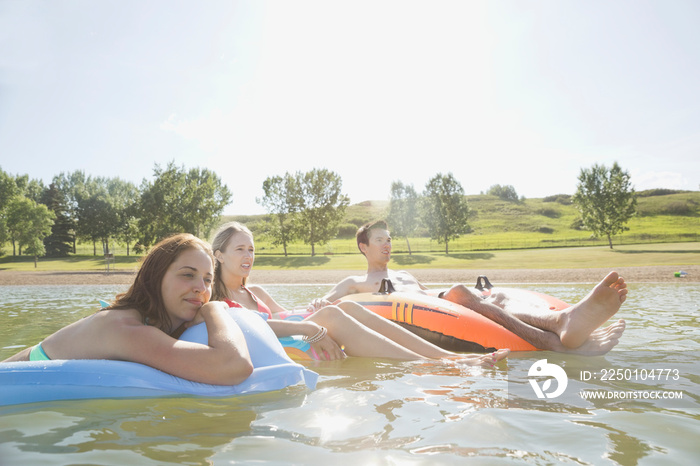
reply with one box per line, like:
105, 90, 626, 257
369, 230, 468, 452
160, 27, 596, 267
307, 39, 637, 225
93, 307, 146, 327
247, 284, 269, 296
41, 307, 155, 360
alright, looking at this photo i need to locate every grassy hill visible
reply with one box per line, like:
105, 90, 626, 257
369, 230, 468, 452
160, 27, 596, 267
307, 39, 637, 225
2, 190, 697, 264
1, 190, 697, 272
229, 190, 699, 255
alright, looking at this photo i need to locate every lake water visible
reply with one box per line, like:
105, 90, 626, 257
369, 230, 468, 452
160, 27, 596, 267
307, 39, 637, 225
1, 282, 698, 465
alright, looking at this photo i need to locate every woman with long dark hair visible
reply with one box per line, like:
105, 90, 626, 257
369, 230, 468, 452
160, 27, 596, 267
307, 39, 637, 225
3, 233, 254, 385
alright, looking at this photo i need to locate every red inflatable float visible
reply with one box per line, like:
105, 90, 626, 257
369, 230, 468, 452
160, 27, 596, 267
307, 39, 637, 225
339, 277, 569, 352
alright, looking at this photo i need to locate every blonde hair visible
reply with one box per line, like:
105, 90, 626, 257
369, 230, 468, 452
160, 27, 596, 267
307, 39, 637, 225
211, 221, 254, 301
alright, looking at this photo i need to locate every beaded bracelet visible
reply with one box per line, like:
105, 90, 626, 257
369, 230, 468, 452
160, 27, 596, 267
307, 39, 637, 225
303, 326, 327, 344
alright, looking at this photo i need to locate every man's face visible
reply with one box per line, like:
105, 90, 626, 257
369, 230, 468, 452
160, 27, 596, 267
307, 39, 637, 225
361, 228, 392, 264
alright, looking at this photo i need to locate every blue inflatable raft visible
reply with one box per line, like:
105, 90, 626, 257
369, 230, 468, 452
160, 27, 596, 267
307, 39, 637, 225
0, 309, 318, 406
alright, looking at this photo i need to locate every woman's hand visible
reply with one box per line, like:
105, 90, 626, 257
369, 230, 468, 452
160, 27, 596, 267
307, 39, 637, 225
186, 301, 228, 329
306, 298, 339, 313
310, 334, 346, 361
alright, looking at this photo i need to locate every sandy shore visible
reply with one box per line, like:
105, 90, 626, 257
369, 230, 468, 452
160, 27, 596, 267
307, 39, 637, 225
0, 265, 697, 286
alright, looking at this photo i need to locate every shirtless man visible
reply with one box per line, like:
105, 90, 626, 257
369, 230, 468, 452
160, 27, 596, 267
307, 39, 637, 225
320, 220, 628, 355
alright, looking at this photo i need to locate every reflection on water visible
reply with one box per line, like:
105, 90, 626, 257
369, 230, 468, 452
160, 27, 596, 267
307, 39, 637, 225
1, 282, 699, 464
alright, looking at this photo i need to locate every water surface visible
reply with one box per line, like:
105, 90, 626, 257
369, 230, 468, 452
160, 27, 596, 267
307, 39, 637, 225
1, 282, 698, 464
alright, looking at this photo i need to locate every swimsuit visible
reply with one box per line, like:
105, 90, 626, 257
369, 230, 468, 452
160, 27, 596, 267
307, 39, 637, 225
29, 342, 51, 361
224, 286, 273, 319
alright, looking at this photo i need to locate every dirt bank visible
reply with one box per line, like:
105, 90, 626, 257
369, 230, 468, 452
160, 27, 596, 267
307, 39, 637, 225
1, 265, 697, 286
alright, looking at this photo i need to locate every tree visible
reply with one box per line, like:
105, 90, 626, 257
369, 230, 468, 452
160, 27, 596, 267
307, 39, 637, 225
41, 183, 75, 257
78, 193, 116, 255
387, 181, 419, 255
73, 176, 119, 255
257, 174, 300, 257
487, 184, 521, 202
22, 201, 55, 267
52, 170, 89, 253
138, 162, 232, 246
119, 204, 141, 255
106, 177, 140, 255
422, 173, 470, 254
572, 162, 637, 249
5, 196, 54, 263
0, 168, 19, 253
294, 169, 349, 256
5, 197, 31, 255
1, 168, 50, 257
0, 167, 19, 212
14, 174, 45, 203
181, 167, 232, 238
0, 214, 6, 255
138, 163, 181, 246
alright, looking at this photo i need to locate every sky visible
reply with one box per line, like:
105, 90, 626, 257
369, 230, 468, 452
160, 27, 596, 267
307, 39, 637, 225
1, 0, 699, 215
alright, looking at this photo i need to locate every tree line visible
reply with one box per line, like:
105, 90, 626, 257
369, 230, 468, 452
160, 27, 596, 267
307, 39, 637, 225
380, 163, 636, 253
0, 162, 231, 264
256, 165, 636, 256
0, 161, 637, 264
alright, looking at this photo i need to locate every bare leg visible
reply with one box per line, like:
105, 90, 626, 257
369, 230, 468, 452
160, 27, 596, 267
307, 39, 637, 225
2, 347, 32, 362
307, 306, 424, 360
338, 301, 509, 365
441, 272, 628, 353
308, 305, 508, 366
502, 273, 627, 348
443, 292, 574, 352
337, 301, 455, 359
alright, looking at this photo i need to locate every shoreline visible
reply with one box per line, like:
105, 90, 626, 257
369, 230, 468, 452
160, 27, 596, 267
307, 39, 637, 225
0, 265, 696, 286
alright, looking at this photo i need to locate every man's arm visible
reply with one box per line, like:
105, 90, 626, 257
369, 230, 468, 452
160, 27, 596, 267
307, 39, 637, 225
321, 277, 359, 302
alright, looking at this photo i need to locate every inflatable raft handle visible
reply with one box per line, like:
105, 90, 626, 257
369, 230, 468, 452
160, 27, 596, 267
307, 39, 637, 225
378, 278, 396, 294
475, 275, 494, 291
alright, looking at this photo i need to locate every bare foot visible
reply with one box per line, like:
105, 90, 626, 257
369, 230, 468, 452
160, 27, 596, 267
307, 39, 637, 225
590, 319, 626, 339
562, 319, 626, 356
446, 348, 510, 367
559, 272, 628, 349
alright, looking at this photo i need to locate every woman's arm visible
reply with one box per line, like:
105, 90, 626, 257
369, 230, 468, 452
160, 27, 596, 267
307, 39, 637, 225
111, 302, 254, 385
266, 319, 345, 361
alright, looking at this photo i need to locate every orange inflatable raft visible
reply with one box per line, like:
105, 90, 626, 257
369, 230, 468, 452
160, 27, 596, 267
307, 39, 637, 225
340, 277, 569, 352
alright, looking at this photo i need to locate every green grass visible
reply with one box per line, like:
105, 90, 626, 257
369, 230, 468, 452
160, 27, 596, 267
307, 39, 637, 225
2, 191, 698, 271
0, 255, 143, 272
252, 242, 700, 270
242, 191, 700, 254
4, 243, 696, 272
465, 192, 698, 239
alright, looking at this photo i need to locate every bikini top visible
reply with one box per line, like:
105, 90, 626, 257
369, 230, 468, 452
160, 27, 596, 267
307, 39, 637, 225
224, 286, 273, 319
